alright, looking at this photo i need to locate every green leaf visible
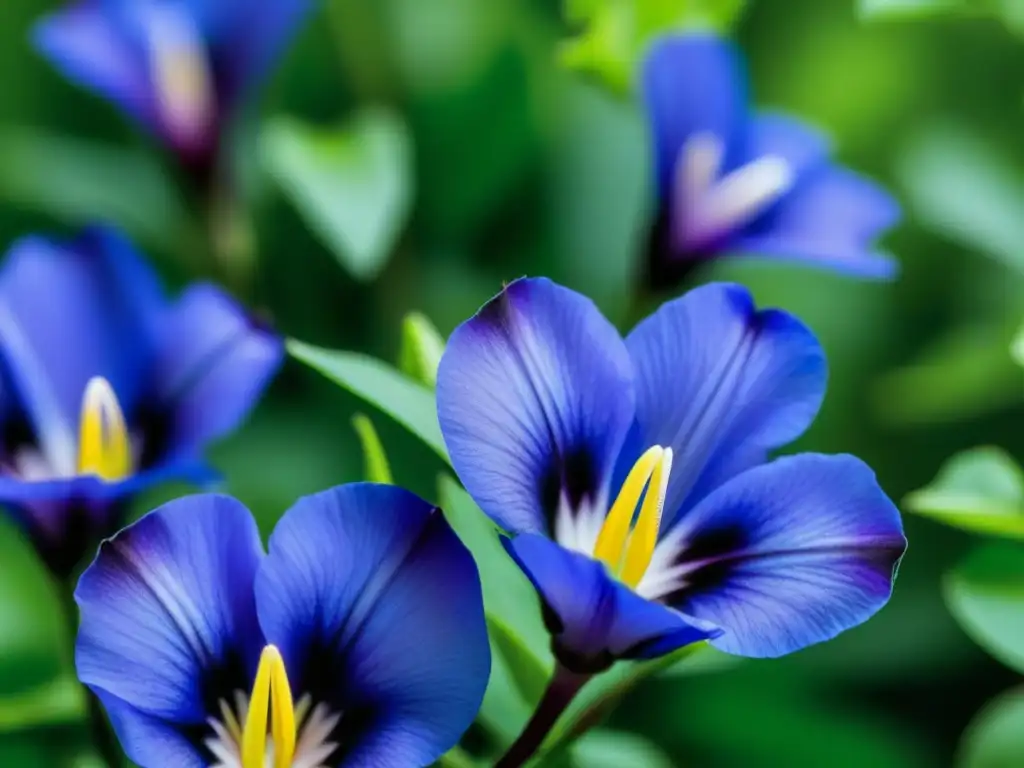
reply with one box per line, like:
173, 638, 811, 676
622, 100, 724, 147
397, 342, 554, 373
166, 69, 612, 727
858, 0, 964, 19
567, 730, 674, 768
437, 477, 548, 657
997, 0, 1024, 36
351, 414, 394, 484
287, 339, 448, 463
897, 125, 1024, 274
0, 676, 85, 732
560, 0, 747, 94
859, 0, 1024, 36
262, 110, 412, 281
944, 543, 1024, 674
1012, 323, 1024, 367
436, 745, 478, 768
904, 447, 1024, 539
959, 687, 1024, 768
872, 325, 1023, 427
0, 129, 192, 258
0, 726, 94, 766
488, 616, 549, 709
398, 312, 446, 388
659, 679, 935, 767
438, 478, 550, 745
0, 518, 82, 732
565, 0, 603, 23
546, 642, 737, 756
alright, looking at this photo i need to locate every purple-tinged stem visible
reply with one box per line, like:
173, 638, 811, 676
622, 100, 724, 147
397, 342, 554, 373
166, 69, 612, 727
495, 665, 591, 768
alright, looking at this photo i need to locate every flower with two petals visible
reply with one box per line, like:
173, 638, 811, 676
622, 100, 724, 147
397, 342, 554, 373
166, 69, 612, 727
75, 483, 491, 767
437, 277, 907, 672
643, 33, 900, 289
34, 0, 313, 165
0, 227, 281, 575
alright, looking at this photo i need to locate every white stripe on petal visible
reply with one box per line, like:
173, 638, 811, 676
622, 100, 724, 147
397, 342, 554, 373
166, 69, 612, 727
675, 131, 794, 249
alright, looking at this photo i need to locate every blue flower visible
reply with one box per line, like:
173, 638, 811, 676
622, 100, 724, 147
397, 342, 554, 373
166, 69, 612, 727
0, 227, 282, 576
75, 483, 491, 767
33, 0, 312, 164
643, 34, 900, 289
437, 278, 906, 672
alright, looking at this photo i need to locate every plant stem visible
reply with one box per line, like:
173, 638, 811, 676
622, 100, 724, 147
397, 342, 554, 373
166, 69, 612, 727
205, 171, 256, 300
495, 665, 590, 768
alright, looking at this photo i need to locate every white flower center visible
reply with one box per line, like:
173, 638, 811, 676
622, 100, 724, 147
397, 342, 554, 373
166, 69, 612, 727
673, 132, 794, 249
205, 690, 342, 768
555, 446, 674, 589
552, 446, 712, 602
9, 376, 138, 483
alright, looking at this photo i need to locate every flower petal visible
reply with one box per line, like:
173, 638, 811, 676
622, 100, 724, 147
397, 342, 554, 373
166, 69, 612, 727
436, 278, 634, 537
624, 283, 826, 527
0, 229, 164, 475
738, 165, 901, 279
142, 283, 283, 464
255, 483, 490, 767
748, 113, 831, 178
75, 494, 263, 725
654, 454, 906, 658
214, 0, 314, 103
0, 459, 216, 577
503, 534, 720, 671
96, 691, 205, 768
643, 33, 749, 198
33, 2, 156, 132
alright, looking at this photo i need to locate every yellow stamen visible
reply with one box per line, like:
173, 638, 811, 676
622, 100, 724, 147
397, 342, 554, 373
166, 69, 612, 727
621, 447, 674, 587
270, 651, 296, 768
242, 645, 297, 768
593, 446, 664, 573
76, 377, 132, 481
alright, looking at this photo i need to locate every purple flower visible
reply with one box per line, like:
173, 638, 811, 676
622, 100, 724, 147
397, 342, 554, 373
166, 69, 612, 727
0, 227, 282, 576
75, 484, 490, 767
437, 278, 906, 672
643, 34, 900, 289
33, 0, 312, 166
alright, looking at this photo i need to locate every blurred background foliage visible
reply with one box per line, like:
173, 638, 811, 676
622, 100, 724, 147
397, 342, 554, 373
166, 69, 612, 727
1, 0, 1024, 765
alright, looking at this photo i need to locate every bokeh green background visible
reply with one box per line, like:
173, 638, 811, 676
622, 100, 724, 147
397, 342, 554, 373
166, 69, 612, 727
1, 0, 1023, 765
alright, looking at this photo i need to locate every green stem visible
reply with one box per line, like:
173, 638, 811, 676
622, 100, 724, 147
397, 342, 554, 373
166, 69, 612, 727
495, 665, 590, 768
205, 172, 256, 301
549, 643, 709, 749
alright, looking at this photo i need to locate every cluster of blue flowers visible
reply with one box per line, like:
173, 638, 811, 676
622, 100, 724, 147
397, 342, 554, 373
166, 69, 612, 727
1, 2, 908, 767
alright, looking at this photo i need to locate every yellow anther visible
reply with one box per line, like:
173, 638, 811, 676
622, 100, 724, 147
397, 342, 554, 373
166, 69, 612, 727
621, 448, 673, 587
76, 377, 132, 481
594, 446, 664, 573
270, 651, 296, 768
242, 645, 297, 768
241, 647, 272, 768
